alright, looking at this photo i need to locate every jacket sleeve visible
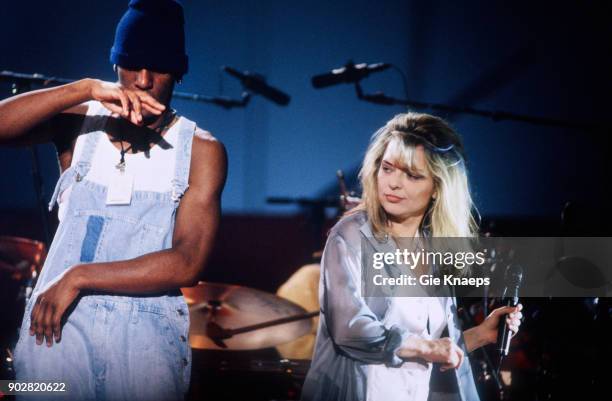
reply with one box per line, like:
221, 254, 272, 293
320, 232, 416, 366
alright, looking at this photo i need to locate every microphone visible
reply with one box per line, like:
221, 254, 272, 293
222, 66, 290, 106
497, 264, 523, 358
311, 61, 390, 89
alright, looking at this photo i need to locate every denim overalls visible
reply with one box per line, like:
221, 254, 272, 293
13, 108, 195, 401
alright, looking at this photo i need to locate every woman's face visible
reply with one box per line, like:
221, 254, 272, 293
377, 144, 435, 223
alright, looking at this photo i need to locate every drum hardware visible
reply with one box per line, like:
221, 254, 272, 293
206, 311, 319, 348
181, 282, 316, 350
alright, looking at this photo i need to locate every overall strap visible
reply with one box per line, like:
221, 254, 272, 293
48, 132, 101, 211
48, 105, 105, 211
74, 100, 109, 179
171, 117, 196, 202
73, 130, 101, 180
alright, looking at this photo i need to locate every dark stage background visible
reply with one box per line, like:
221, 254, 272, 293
0, 2, 610, 400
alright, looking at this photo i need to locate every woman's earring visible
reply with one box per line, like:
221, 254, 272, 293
113, 64, 118, 72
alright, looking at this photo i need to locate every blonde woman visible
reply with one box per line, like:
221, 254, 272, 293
301, 113, 522, 401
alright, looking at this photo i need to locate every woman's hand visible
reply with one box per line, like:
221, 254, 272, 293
29, 266, 83, 347
397, 336, 464, 371
88, 79, 166, 125
478, 303, 523, 346
421, 337, 465, 372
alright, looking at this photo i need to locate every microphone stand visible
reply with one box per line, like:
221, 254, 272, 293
0, 70, 251, 109
173, 90, 251, 109
222, 66, 291, 106
349, 74, 599, 132
5, 79, 52, 246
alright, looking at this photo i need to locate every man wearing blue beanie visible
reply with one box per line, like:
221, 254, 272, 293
0, 1, 227, 400
111, 0, 189, 80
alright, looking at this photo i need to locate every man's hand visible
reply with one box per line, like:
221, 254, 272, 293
89, 79, 166, 125
29, 268, 81, 347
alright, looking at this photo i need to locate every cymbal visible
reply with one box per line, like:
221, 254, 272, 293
181, 282, 313, 350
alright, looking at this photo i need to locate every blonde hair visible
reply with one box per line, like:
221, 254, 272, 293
351, 112, 479, 239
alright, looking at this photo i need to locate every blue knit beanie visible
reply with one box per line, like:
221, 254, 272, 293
110, 0, 188, 77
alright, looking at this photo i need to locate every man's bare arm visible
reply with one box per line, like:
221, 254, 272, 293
0, 78, 165, 147
69, 133, 227, 292
0, 79, 93, 146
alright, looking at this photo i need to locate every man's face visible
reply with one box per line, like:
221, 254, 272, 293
117, 66, 175, 123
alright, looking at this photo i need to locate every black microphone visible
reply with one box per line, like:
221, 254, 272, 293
497, 264, 523, 358
222, 66, 290, 106
311, 61, 390, 89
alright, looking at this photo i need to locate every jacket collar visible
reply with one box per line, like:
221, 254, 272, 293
358, 218, 399, 255
358, 216, 431, 253
358, 216, 451, 299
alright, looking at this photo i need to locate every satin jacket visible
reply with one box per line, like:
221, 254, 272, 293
301, 211, 481, 401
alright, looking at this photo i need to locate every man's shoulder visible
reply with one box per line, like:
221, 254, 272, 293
194, 126, 216, 142
191, 126, 226, 161
188, 125, 227, 186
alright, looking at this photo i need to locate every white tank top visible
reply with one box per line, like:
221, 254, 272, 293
58, 101, 180, 221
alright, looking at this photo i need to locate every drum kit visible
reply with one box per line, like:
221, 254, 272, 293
182, 281, 319, 401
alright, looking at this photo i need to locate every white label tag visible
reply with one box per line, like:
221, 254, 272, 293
106, 170, 134, 205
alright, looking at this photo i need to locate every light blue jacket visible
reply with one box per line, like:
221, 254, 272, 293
301, 211, 481, 401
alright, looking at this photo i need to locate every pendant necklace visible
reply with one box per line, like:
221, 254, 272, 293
115, 109, 177, 172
